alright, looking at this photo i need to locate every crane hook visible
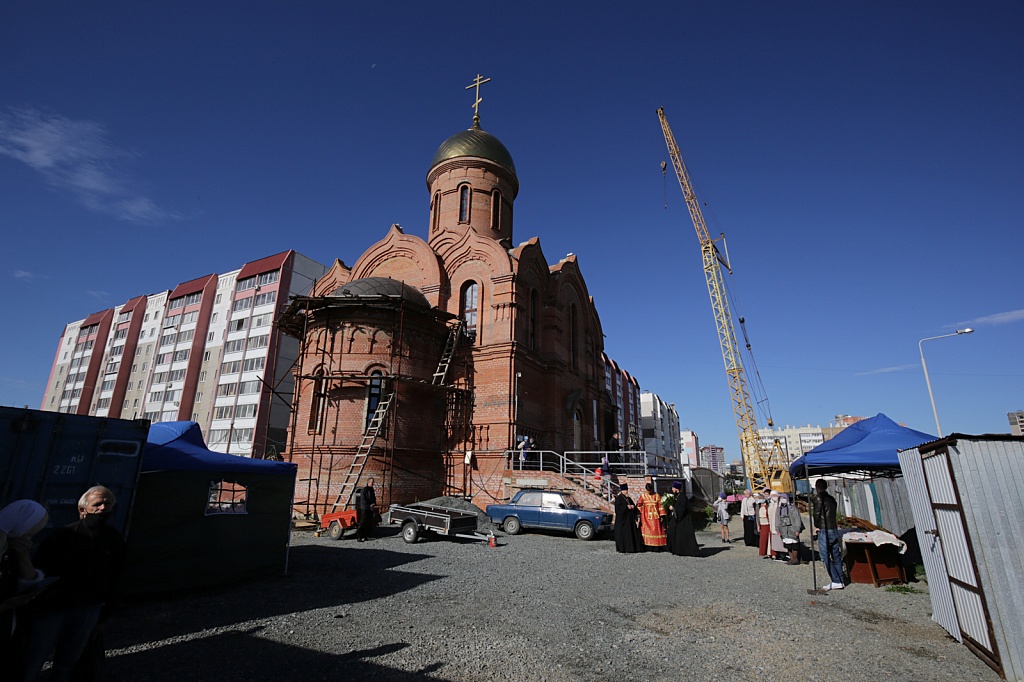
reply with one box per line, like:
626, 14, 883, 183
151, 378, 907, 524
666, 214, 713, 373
661, 161, 668, 209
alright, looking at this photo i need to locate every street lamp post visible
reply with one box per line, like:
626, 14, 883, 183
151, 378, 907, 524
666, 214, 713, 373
918, 328, 974, 437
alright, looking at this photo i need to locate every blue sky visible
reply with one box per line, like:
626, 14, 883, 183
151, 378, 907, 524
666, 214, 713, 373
2, 2, 1021, 458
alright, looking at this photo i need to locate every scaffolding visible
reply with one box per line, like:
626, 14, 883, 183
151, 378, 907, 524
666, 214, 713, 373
278, 287, 471, 518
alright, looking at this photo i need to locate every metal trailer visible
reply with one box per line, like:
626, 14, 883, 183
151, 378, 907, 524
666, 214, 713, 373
318, 509, 359, 540
386, 502, 489, 544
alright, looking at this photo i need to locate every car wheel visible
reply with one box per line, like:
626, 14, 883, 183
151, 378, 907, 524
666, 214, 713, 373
575, 521, 595, 541
328, 520, 344, 541
401, 521, 419, 544
503, 516, 522, 535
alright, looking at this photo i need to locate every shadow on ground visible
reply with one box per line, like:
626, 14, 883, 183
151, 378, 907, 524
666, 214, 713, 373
106, 544, 441, 649
104, 628, 449, 682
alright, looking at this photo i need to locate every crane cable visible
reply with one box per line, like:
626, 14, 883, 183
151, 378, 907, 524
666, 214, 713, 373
686, 169, 777, 431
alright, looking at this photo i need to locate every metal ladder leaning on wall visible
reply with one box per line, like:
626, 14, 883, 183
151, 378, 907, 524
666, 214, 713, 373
432, 320, 463, 386
331, 319, 463, 511
330, 390, 395, 511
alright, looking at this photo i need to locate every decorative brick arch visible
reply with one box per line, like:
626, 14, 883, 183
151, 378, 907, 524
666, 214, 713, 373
349, 224, 447, 307
511, 237, 551, 293
311, 259, 352, 297
434, 226, 513, 280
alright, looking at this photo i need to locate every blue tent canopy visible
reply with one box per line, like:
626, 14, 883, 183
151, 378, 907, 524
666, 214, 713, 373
143, 421, 296, 475
126, 421, 297, 596
789, 413, 936, 478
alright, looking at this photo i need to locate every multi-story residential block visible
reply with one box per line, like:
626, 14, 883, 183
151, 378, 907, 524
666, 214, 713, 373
699, 444, 726, 474
41, 250, 327, 457
602, 354, 642, 454
680, 429, 700, 467
757, 424, 827, 463
1009, 410, 1024, 436
639, 391, 681, 472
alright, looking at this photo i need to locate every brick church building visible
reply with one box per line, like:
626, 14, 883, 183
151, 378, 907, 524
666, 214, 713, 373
281, 102, 627, 514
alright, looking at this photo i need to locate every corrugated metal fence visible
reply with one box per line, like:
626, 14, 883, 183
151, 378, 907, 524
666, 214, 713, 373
832, 476, 916, 537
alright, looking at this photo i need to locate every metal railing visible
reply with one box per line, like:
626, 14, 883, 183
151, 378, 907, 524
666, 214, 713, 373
505, 449, 683, 501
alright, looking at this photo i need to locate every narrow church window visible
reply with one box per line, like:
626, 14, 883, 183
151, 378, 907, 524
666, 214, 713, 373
366, 369, 384, 430
529, 289, 539, 350
573, 410, 583, 450
432, 191, 441, 232
490, 189, 501, 230
459, 185, 470, 223
308, 369, 326, 434
570, 304, 579, 370
461, 281, 479, 342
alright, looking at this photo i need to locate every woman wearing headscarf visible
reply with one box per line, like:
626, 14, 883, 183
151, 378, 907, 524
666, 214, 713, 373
756, 490, 771, 558
1, 500, 48, 665
767, 490, 786, 560
636, 483, 667, 551
775, 493, 804, 565
613, 483, 643, 553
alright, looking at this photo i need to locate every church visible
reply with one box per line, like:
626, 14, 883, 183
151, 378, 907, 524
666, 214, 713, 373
280, 80, 639, 514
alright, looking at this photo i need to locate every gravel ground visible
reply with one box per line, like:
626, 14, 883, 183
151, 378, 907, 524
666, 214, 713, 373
97, 514, 999, 682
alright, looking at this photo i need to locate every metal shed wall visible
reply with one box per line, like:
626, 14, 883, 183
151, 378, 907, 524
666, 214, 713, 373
898, 447, 960, 641
948, 436, 1024, 681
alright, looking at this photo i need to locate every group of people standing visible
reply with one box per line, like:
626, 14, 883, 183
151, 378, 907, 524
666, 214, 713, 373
735, 482, 846, 588
613, 482, 699, 557
736, 487, 805, 565
1, 485, 124, 680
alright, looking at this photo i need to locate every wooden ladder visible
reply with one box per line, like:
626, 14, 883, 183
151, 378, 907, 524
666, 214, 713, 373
330, 390, 394, 511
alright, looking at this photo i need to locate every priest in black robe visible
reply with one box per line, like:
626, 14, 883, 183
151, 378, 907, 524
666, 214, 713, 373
613, 483, 643, 553
666, 481, 700, 557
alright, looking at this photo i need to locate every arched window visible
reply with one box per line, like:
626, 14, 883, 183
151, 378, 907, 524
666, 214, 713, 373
461, 281, 479, 342
365, 369, 384, 430
570, 303, 579, 370
490, 189, 501, 230
432, 191, 441, 232
307, 368, 326, 434
458, 185, 470, 223
529, 289, 539, 350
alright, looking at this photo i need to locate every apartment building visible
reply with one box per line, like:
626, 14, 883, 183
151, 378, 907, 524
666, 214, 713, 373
639, 390, 681, 472
41, 250, 327, 457
680, 429, 700, 467
700, 443, 726, 474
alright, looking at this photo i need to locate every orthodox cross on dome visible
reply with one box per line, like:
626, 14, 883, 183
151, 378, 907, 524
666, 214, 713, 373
466, 73, 491, 127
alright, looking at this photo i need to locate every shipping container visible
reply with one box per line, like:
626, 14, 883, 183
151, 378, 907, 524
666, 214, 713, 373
0, 407, 149, 536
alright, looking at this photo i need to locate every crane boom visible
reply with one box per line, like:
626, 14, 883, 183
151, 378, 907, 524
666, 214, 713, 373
657, 107, 787, 492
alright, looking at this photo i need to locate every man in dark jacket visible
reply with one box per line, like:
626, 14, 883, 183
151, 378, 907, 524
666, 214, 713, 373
357, 479, 378, 542
22, 485, 125, 681
812, 478, 845, 590
613, 483, 642, 553
666, 481, 699, 557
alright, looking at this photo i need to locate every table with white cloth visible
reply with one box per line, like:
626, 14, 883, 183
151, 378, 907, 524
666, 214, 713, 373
842, 530, 907, 587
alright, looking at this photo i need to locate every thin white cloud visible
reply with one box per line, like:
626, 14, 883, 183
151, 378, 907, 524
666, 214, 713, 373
0, 107, 175, 224
85, 290, 109, 301
855, 363, 918, 376
13, 270, 36, 281
957, 309, 1024, 327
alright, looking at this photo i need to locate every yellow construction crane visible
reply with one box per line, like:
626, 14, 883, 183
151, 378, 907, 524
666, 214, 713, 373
657, 107, 790, 493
